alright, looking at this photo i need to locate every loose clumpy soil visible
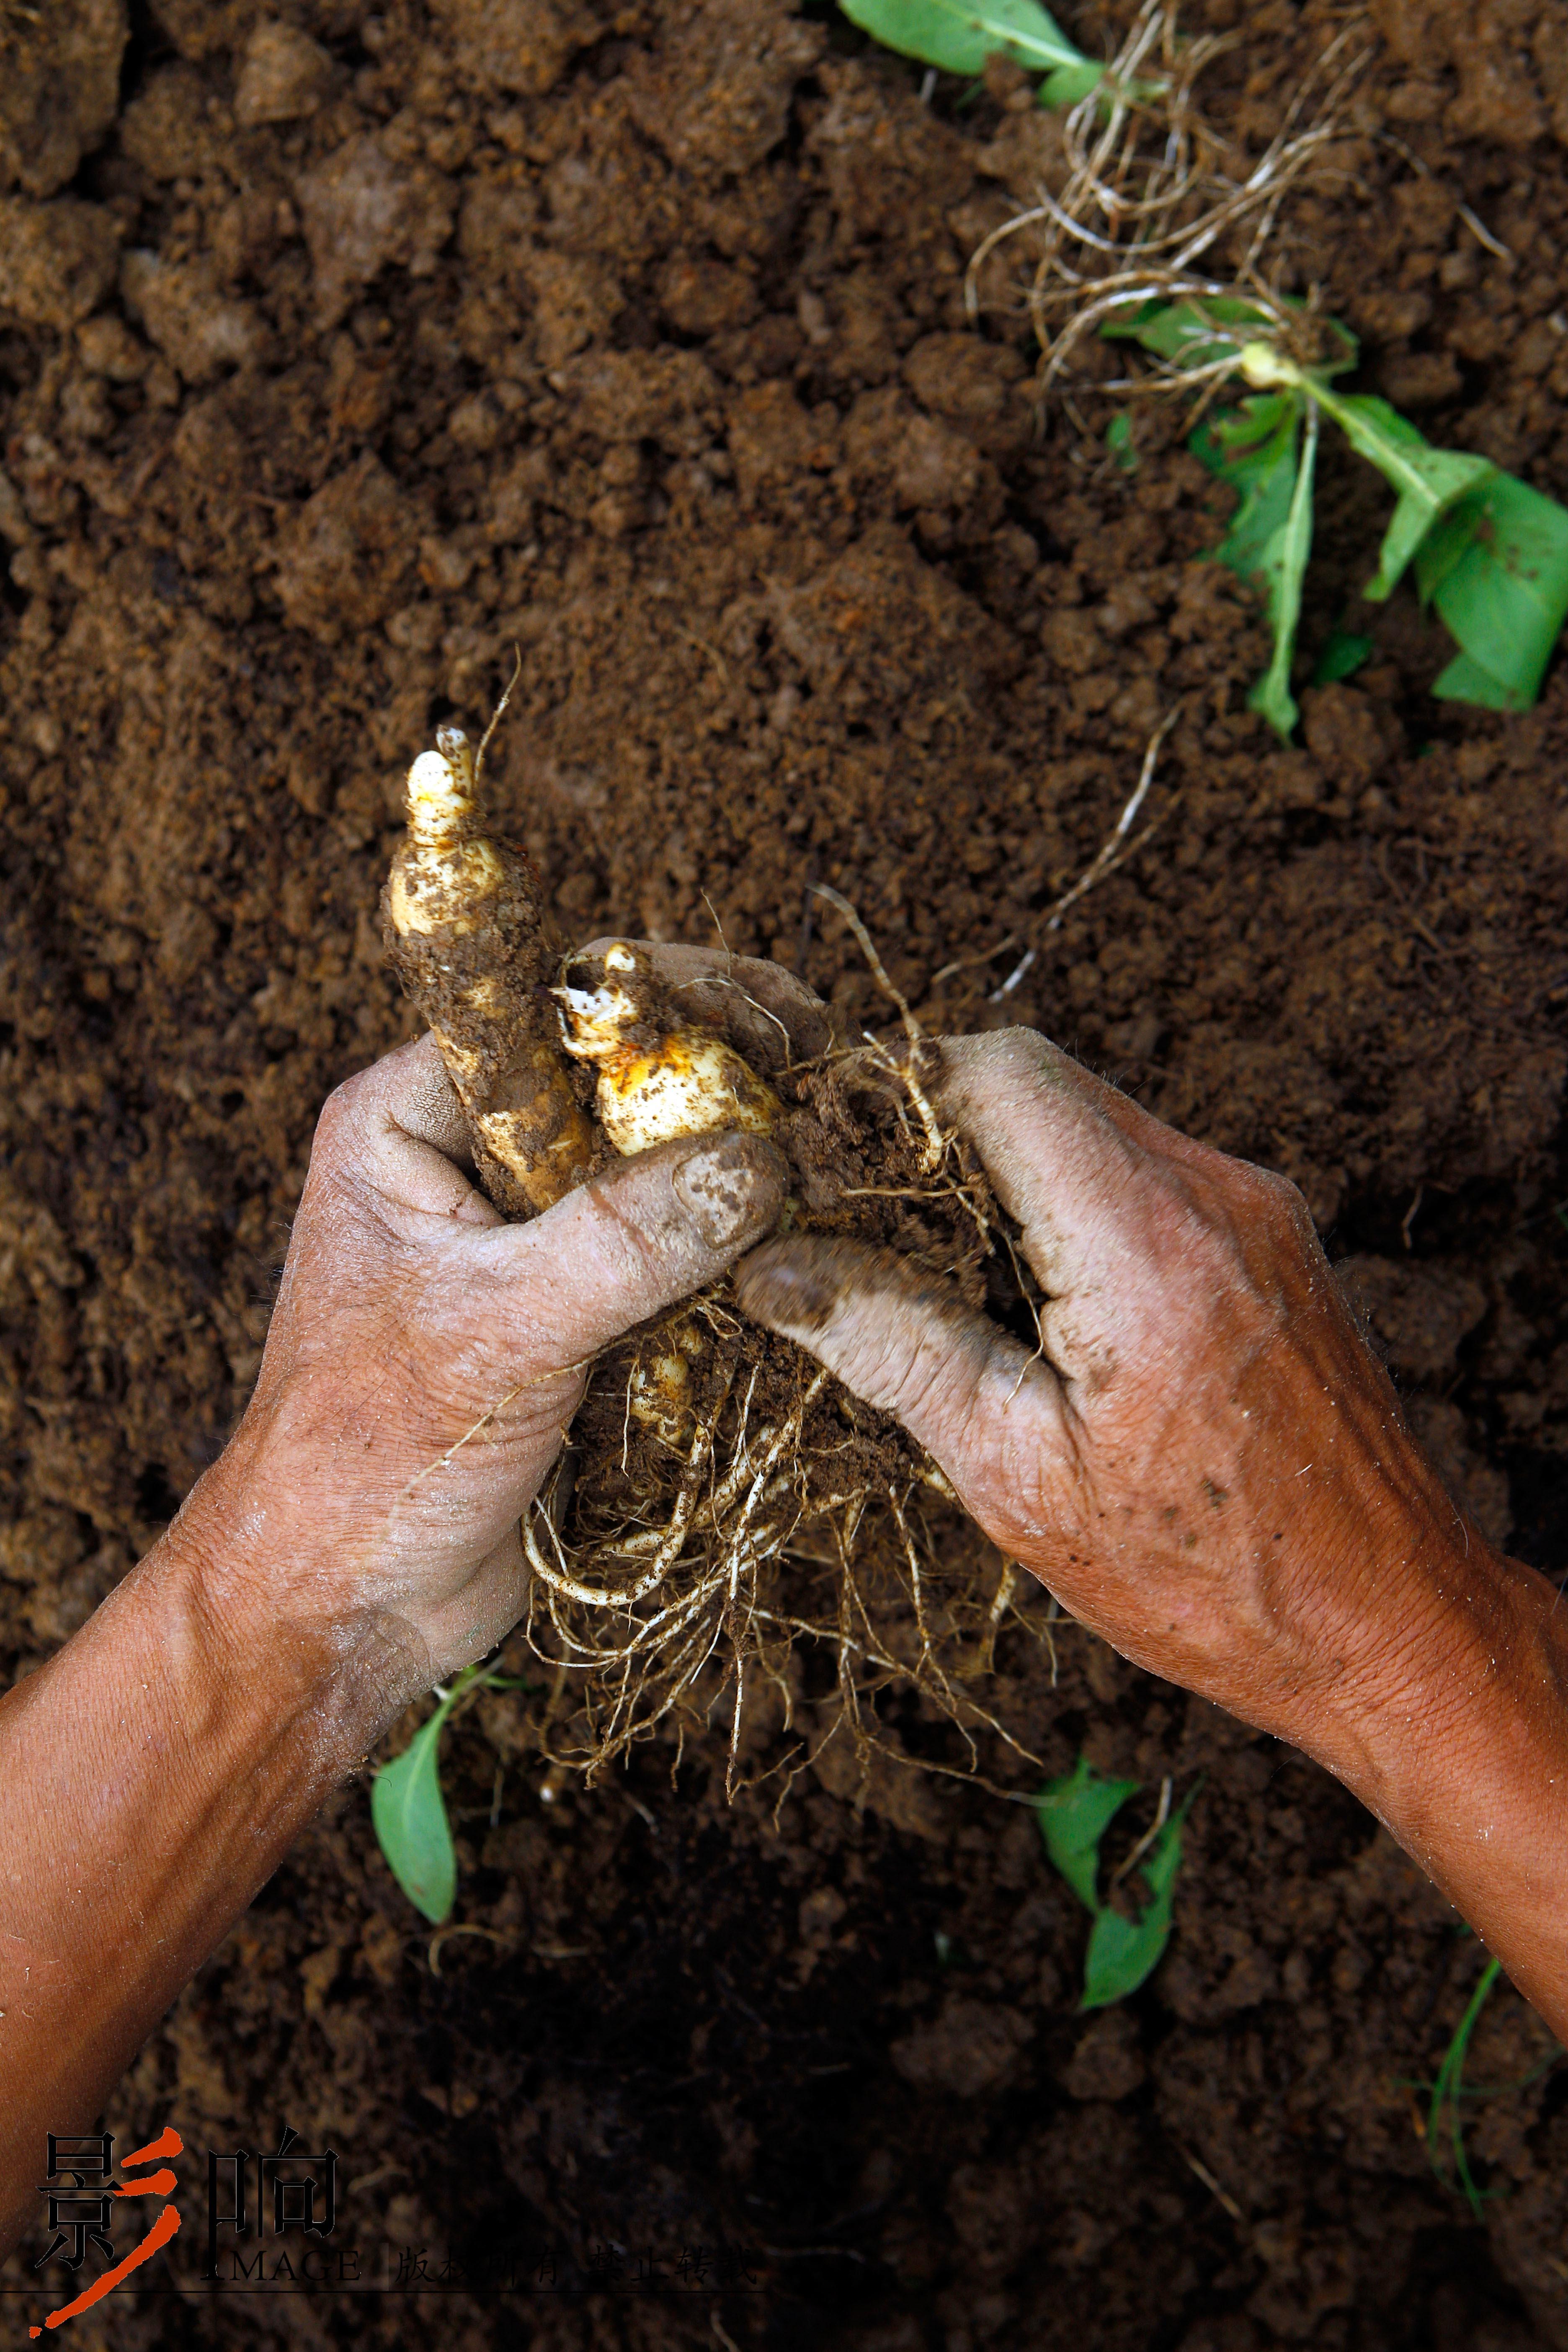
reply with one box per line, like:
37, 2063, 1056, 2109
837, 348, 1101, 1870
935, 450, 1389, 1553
5, 0, 1568, 2344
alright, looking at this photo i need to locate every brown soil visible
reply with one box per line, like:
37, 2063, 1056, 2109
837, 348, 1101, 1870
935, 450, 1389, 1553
6, 0, 1568, 2344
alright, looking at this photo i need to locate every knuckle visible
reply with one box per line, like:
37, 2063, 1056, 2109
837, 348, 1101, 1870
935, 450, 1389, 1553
940, 1023, 1052, 1101
988, 1025, 1055, 1081
840, 1325, 954, 1431
315, 1069, 369, 1149
1243, 1160, 1316, 1248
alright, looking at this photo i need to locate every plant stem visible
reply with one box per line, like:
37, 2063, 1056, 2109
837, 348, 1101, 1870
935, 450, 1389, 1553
1427, 1953, 1503, 2218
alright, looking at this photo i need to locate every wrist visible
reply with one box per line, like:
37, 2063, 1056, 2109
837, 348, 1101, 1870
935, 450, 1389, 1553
1295, 1534, 1568, 2035
161, 1421, 435, 1769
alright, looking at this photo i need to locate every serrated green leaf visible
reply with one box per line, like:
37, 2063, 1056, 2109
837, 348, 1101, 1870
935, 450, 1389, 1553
1081, 1799, 1191, 2009
1417, 471, 1568, 710
1034, 1754, 1140, 1914
839, 0, 1095, 82
1314, 388, 1493, 601
372, 1707, 457, 1924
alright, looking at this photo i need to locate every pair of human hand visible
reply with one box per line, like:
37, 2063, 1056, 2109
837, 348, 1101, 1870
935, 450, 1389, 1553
10, 932, 1559, 2276
198, 937, 1568, 2035
214, 939, 1455, 1738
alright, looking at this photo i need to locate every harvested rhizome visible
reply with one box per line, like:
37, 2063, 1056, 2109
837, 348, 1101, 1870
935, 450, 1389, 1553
384, 699, 1053, 1802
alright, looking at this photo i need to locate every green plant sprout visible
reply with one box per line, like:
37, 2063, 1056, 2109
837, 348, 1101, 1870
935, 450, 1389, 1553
1423, 1952, 1504, 2218
840, 0, 1106, 110
372, 1660, 531, 1924
880, 0, 1568, 731
1311, 624, 1373, 687
1415, 1945, 1563, 2218
1104, 295, 1568, 735
1034, 1753, 1198, 2008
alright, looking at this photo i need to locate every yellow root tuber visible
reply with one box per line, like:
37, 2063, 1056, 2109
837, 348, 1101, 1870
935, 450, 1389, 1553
551, 941, 781, 1155
382, 724, 596, 1217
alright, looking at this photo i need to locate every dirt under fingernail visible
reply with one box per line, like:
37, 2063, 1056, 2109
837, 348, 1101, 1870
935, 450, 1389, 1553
671, 1132, 787, 1251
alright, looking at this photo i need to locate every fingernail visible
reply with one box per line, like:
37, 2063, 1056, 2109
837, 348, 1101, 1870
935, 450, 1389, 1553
734, 1240, 845, 1333
672, 1134, 787, 1253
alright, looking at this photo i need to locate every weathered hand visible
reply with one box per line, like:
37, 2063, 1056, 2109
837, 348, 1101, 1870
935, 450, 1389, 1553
0, 984, 804, 2252
184, 1028, 787, 1731
737, 1026, 1457, 1740
736, 1026, 1568, 2035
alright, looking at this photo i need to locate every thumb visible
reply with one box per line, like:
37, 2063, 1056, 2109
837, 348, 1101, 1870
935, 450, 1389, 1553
480, 1130, 789, 1366
735, 1235, 1073, 1543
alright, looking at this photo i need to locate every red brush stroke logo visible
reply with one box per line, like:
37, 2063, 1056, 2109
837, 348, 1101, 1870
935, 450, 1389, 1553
31, 2128, 183, 2337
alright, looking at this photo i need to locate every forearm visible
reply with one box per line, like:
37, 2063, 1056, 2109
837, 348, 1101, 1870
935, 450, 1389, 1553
1304, 1541, 1568, 2039
0, 1474, 376, 2257
0, 1024, 790, 2261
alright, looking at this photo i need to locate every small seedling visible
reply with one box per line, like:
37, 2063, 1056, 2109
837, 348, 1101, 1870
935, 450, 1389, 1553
918, 0, 1568, 733
1034, 1753, 1197, 2007
840, 0, 1106, 108
372, 1661, 531, 1924
1423, 1951, 1504, 2218
1416, 1944, 1561, 2218
1104, 295, 1568, 735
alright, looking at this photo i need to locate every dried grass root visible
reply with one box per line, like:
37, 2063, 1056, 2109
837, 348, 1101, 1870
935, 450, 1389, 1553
963, 0, 1367, 407
382, 722, 596, 1217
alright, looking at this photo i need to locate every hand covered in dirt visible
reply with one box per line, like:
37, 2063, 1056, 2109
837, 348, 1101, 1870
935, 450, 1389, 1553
740, 1024, 1456, 1730
737, 1026, 1568, 2033
0, 998, 800, 2259
191, 1028, 788, 1728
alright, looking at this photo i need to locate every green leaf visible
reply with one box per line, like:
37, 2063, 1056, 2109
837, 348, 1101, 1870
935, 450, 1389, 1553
1426, 1952, 1505, 2219
1313, 388, 1493, 601
1033, 1754, 1140, 1914
1191, 386, 1316, 738
1081, 1797, 1193, 2009
1106, 293, 1274, 374
372, 1704, 458, 1924
839, 0, 1096, 83
1417, 471, 1568, 711
1105, 412, 1138, 475
1311, 626, 1374, 686
1192, 386, 1301, 577
1038, 56, 1104, 105
1426, 648, 1512, 708
1106, 296, 1356, 381
1244, 402, 1318, 740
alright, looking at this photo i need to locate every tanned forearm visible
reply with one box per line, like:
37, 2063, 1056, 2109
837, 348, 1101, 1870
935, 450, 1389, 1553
0, 1028, 792, 2262
1318, 1541, 1568, 2041
0, 1479, 365, 2258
